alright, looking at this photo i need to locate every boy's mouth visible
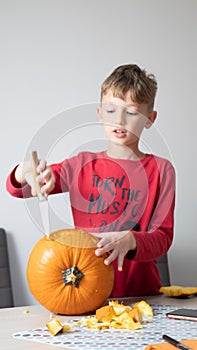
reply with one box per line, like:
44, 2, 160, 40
113, 128, 127, 138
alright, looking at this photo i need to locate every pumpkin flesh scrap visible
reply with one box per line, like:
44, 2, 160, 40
46, 318, 63, 336
79, 300, 153, 331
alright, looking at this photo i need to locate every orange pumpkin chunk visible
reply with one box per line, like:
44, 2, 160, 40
46, 319, 63, 336
96, 305, 114, 322
46, 318, 71, 336
80, 300, 153, 330
128, 307, 142, 323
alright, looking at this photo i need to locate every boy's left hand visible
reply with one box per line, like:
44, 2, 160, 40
91, 231, 137, 271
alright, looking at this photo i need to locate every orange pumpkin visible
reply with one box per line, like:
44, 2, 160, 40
26, 229, 114, 315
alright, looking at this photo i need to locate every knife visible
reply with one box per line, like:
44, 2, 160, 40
30, 151, 50, 238
162, 335, 192, 350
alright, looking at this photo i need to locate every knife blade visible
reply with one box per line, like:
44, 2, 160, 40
30, 151, 50, 238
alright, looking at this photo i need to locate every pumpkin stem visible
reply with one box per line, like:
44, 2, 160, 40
62, 265, 84, 288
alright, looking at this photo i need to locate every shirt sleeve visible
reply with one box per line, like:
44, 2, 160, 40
6, 166, 32, 198
6, 160, 70, 198
132, 161, 176, 262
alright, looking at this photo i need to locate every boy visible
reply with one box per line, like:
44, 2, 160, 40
6, 64, 175, 298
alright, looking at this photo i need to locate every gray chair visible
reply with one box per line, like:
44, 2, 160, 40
157, 254, 170, 286
0, 228, 14, 307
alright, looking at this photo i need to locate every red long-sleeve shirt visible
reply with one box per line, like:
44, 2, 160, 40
6, 151, 175, 297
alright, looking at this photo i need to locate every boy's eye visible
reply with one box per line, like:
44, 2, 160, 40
106, 109, 115, 113
126, 110, 138, 116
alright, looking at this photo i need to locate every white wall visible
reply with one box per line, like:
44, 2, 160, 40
1, 0, 197, 306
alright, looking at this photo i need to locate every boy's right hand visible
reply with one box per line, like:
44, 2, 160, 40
15, 159, 55, 197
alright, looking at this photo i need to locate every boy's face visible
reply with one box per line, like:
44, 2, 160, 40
97, 90, 157, 147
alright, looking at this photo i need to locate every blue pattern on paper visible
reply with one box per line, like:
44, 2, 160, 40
12, 304, 197, 350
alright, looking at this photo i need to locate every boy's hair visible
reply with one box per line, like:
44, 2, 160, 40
101, 64, 157, 109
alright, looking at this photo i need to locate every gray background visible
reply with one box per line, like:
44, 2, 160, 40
1, 0, 196, 306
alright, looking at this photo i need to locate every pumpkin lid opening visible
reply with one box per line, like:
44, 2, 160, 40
49, 229, 98, 248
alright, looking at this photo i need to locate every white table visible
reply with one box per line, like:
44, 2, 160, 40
1, 295, 197, 350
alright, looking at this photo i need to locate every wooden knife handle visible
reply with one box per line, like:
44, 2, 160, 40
30, 151, 42, 196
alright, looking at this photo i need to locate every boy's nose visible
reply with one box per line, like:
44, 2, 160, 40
114, 108, 125, 126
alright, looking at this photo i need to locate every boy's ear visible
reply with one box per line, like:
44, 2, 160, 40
96, 105, 103, 122
145, 111, 157, 129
